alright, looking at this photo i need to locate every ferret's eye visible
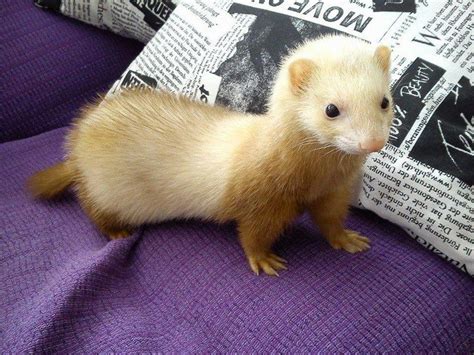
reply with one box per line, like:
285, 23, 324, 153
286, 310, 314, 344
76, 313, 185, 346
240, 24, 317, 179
325, 104, 340, 119
381, 97, 389, 109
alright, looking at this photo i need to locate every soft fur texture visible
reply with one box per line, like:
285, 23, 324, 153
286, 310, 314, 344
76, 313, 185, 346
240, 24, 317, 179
28, 35, 394, 275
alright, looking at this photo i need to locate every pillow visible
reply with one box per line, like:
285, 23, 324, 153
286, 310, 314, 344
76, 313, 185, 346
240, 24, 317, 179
108, 0, 474, 275
34, 0, 180, 43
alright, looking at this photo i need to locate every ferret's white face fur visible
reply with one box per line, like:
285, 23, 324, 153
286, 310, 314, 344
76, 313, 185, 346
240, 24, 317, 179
273, 35, 394, 155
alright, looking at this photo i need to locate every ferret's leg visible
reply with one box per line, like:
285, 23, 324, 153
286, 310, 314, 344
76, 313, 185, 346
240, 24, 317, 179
309, 189, 370, 253
238, 221, 287, 276
237, 208, 295, 276
76, 183, 132, 240
86, 205, 132, 240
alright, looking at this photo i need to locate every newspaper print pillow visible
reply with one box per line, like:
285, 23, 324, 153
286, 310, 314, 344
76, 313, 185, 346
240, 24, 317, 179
34, 0, 180, 43
107, 0, 473, 275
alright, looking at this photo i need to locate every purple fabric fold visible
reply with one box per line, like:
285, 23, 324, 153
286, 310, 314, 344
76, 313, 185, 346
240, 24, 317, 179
1, 128, 472, 352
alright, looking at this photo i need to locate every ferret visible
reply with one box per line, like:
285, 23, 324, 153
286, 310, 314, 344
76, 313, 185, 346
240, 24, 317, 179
28, 35, 394, 276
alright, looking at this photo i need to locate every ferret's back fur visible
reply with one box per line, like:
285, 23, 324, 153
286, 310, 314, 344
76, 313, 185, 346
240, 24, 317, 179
73, 91, 258, 224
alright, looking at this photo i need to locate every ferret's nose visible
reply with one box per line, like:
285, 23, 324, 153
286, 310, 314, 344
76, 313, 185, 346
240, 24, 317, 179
359, 138, 385, 153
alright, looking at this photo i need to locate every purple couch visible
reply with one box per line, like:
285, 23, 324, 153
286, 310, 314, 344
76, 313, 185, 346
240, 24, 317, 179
1, 2, 473, 352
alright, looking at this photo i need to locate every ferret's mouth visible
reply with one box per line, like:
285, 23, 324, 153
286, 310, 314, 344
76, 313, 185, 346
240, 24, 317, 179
337, 139, 386, 155
338, 145, 384, 156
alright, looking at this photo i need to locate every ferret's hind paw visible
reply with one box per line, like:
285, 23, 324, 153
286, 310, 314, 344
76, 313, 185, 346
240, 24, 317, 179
329, 229, 370, 253
248, 253, 287, 276
108, 230, 131, 240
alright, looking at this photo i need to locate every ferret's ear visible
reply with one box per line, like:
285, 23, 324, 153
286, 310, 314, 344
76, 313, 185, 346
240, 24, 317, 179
374, 45, 391, 73
289, 59, 316, 95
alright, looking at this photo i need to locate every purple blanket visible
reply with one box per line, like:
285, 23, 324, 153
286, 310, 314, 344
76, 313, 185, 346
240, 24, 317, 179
2, 128, 473, 352
1, 2, 473, 353
0, 1, 142, 143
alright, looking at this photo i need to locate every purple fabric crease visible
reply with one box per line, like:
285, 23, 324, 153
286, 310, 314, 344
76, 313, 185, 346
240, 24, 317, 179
0, 1, 473, 353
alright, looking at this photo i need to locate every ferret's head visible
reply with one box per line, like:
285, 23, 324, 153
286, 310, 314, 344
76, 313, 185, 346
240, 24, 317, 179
271, 35, 394, 155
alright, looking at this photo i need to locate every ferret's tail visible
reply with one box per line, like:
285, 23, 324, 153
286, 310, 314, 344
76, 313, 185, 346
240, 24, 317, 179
27, 161, 75, 199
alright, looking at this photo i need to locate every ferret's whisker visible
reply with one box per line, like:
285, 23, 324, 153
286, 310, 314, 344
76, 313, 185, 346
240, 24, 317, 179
293, 136, 319, 151
320, 147, 339, 158
293, 138, 332, 153
338, 152, 346, 169
308, 145, 335, 155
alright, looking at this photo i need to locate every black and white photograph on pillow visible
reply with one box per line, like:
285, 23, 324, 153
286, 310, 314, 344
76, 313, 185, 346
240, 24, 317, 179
213, 4, 339, 114
389, 57, 445, 148
410, 76, 474, 186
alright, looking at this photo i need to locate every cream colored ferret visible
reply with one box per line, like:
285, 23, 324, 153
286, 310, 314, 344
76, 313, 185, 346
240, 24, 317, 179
29, 35, 394, 276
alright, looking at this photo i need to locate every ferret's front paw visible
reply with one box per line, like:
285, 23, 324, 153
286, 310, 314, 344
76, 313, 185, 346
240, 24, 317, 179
247, 253, 287, 276
328, 229, 370, 253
